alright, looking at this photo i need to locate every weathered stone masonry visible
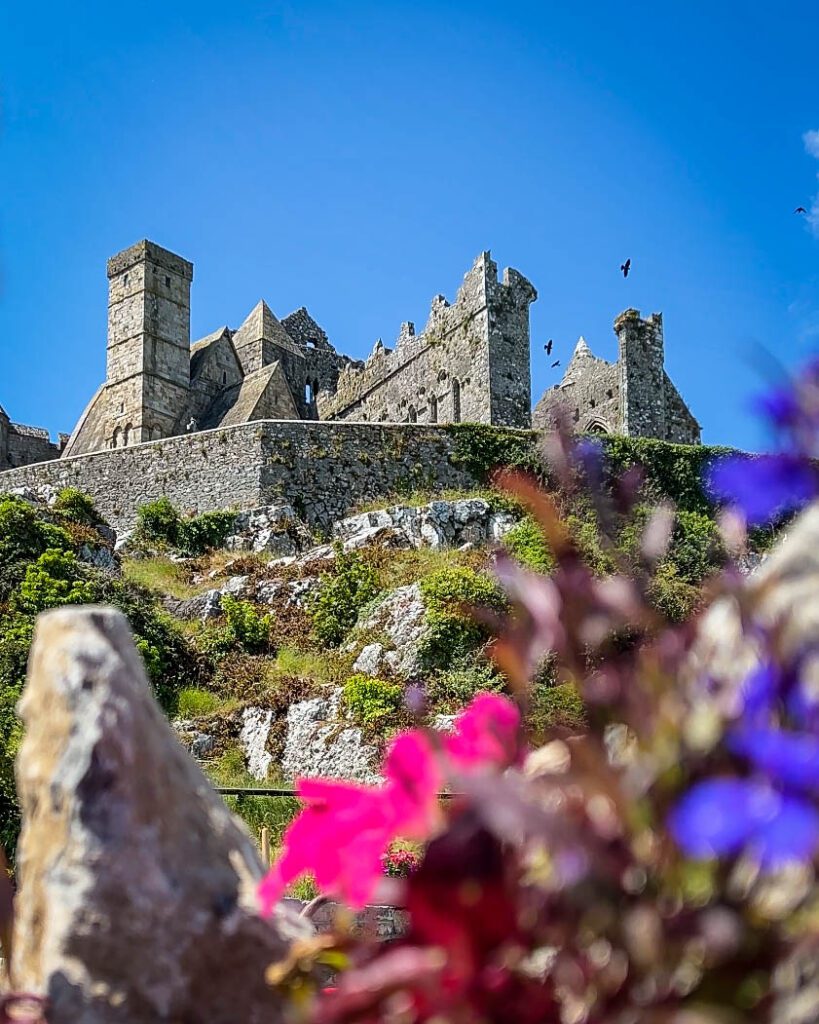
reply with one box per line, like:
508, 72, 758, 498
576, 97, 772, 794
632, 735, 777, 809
0, 404, 63, 470
0, 420, 490, 533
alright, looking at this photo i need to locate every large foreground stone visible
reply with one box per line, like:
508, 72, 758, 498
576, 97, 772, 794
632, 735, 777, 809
13, 606, 305, 1024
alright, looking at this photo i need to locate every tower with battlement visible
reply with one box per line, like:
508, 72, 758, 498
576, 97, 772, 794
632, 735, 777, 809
533, 309, 700, 444
105, 241, 194, 445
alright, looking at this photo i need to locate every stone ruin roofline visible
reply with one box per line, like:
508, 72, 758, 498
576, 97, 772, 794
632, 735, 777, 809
324, 251, 527, 417
107, 239, 194, 281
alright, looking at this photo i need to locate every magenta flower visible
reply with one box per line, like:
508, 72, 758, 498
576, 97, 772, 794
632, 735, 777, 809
258, 693, 521, 911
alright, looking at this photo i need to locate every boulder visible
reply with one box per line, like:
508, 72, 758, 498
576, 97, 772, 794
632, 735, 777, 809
224, 504, 312, 556
13, 606, 307, 1023
332, 498, 518, 552
352, 583, 429, 677
281, 691, 380, 784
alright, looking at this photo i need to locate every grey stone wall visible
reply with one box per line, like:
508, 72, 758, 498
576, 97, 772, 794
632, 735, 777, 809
317, 253, 536, 430
0, 421, 484, 533
0, 406, 61, 470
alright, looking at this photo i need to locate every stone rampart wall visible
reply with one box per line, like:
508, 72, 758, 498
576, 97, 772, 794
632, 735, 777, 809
0, 420, 484, 533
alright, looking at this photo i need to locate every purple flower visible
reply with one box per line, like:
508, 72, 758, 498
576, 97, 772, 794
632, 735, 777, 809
752, 386, 802, 431
739, 661, 780, 720
705, 453, 817, 526
729, 727, 819, 791
670, 778, 819, 868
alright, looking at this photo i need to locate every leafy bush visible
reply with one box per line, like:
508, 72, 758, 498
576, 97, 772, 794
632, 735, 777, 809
178, 509, 237, 555
52, 487, 101, 525
343, 674, 403, 728
418, 566, 506, 670
136, 496, 181, 546
503, 515, 555, 573
309, 549, 381, 647
426, 662, 504, 712
0, 495, 71, 598
199, 596, 272, 657
135, 497, 235, 554
12, 549, 97, 614
177, 687, 222, 718
668, 508, 724, 584
527, 682, 587, 741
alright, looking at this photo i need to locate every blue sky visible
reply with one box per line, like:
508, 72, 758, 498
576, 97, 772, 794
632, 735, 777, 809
1, 0, 818, 450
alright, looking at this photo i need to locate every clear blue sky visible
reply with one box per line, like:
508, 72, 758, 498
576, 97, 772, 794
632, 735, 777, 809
2, 0, 818, 450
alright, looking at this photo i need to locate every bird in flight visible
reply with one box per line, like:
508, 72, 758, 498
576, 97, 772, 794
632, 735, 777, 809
620, 258, 631, 278
551, 359, 560, 368
544, 339, 553, 355
795, 206, 807, 214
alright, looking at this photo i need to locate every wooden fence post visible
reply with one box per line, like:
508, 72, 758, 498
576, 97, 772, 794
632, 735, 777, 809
260, 827, 270, 867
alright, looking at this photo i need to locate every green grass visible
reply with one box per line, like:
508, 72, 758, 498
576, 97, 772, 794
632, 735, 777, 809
122, 556, 201, 600
176, 686, 224, 718
351, 485, 510, 515
264, 644, 352, 686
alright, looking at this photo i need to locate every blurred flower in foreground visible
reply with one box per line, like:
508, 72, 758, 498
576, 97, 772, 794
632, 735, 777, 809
258, 694, 520, 910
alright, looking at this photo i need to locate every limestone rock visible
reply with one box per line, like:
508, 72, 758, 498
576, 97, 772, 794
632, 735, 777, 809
241, 706, 274, 781
352, 583, 429, 677
332, 498, 518, 553
224, 504, 312, 556
353, 642, 388, 676
13, 606, 306, 1024
281, 690, 380, 783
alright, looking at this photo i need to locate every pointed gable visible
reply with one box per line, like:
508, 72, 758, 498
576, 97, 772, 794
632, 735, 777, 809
200, 362, 299, 428
232, 300, 302, 375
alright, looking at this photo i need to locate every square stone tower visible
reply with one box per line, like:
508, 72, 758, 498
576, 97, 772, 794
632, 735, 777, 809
105, 241, 193, 444
615, 309, 666, 439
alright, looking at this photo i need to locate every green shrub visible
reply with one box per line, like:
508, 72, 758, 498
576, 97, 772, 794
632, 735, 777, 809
668, 509, 723, 584
53, 487, 101, 525
417, 566, 506, 670
177, 687, 222, 718
207, 595, 272, 654
527, 682, 587, 741
648, 561, 700, 622
178, 509, 236, 555
12, 549, 97, 614
504, 516, 554, 573
343, 674, 403, 728
0, 495, 71, 598
309, 549, 381, 647
136, 497, 181, 546
426, 662, 505, 712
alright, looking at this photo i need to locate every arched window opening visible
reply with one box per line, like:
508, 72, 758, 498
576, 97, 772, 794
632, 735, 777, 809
451, 379, 461, 423
586, 420, 610, 435
408, 406, 417, 423
590, 398, 596, 409
123, 423, 132, 447
306, 339, 317, 349
112, 426, 122, 449
606, 389, 614, 400
305, 381, 315, 405
222, 370, 228, 385
428, 394, 438, 423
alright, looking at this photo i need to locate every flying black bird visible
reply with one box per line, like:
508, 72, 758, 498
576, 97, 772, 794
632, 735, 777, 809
620, 258, 631, 278
551, 359, 560, 368
795, 206, 807, 214
544, 339, 553, 355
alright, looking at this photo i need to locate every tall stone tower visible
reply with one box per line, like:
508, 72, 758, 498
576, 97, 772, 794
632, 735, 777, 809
105, 240, 193, 444
615, 309, 666, 439
484, 258, 537, 429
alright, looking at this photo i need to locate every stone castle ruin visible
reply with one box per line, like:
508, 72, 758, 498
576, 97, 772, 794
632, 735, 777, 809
60, 240, 537, 458
533, 309, 701, 444
0, 239, 701, 490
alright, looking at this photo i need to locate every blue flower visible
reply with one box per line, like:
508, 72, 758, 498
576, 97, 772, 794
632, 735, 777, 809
729, 727, 819, 791
705, 454, 817, 526
752, 387, 802, 431
670, 778, 819, 868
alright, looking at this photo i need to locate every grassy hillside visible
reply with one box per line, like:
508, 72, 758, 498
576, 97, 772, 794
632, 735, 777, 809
0, 432, 776, 863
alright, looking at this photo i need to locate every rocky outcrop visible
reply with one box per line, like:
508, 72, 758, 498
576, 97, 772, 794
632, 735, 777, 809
13, 606, 306, 1024
333, 498, 517, 551
351, 583, 430, 677
224, 504, 313, 556
281, 690, 380, 784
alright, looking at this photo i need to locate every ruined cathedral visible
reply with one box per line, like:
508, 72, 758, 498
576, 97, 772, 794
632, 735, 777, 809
0, 238, 700, 471
62, 239, 536, 458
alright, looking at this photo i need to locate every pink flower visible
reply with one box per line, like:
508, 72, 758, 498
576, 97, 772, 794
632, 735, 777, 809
446, 693, 520, 771
258, 693, 521, 912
